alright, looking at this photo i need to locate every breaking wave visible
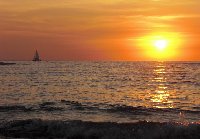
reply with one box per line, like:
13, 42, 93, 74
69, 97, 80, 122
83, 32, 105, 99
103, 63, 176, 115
0, 100, 200, 115
0, 105, 32, 112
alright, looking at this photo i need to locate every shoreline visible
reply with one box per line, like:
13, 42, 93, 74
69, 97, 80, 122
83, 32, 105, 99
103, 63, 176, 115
0, 62, 16, 65
0, 119, 200, 139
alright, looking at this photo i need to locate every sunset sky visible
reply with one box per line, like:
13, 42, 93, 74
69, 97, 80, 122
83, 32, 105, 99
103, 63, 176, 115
0, 0, 200, 61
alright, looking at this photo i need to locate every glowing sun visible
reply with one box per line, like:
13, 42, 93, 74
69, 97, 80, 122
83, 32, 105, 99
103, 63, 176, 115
154, 40, 168, 51
133, 32, 182, 60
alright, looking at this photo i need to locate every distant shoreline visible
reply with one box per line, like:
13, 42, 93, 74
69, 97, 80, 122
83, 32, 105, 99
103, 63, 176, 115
0, 62, 16, 65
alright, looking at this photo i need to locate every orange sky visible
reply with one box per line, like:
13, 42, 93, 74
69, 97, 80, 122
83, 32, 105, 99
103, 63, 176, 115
0, 0, 200, 61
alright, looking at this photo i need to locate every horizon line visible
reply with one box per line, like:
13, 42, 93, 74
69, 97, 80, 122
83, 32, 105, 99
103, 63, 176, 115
1, 60, 200, 62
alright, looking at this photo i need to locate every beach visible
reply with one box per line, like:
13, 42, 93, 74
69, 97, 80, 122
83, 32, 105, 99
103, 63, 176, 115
0, 119, 200, 139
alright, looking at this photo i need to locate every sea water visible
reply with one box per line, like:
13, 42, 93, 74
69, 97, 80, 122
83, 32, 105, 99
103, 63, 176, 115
0, 61, 200, 123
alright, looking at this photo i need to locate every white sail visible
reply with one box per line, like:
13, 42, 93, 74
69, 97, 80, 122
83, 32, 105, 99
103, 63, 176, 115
33, 50, 41, 61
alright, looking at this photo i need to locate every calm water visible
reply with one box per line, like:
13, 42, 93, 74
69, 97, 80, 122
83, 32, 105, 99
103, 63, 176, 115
0, 61, 200, 123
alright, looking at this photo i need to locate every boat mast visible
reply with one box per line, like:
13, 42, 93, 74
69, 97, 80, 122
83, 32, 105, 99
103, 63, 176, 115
33, 50, 41, 61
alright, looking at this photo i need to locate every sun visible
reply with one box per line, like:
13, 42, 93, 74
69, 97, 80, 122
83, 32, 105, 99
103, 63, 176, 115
154, 40, 168, 51
132, 32, 182, 60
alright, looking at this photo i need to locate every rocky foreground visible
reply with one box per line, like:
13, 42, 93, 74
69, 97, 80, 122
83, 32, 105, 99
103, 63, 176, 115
0, 119, 200, 139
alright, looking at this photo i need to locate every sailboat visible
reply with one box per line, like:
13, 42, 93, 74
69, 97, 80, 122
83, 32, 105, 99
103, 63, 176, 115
32, 50, 41, 61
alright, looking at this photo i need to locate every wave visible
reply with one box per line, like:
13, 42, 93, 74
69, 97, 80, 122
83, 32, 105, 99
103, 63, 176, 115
0, 119, 200, 139
0, 105, 32, 112
39, 101, 64, 111
0, 100, 200, 115
60, 100, 190, 115
60, 100, 200, 115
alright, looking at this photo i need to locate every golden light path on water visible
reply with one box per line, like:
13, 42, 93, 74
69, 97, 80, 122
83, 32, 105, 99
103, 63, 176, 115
150, 62, 174, 109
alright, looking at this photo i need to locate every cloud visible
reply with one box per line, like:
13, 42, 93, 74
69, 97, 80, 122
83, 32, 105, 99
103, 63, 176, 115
0, 0, 200, 60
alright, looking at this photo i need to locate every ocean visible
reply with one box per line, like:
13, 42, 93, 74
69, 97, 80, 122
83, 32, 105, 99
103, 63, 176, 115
0, 61, 200, 138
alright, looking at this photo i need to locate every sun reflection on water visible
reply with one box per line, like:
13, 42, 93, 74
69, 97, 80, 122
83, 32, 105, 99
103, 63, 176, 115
149, 62, 174, 109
